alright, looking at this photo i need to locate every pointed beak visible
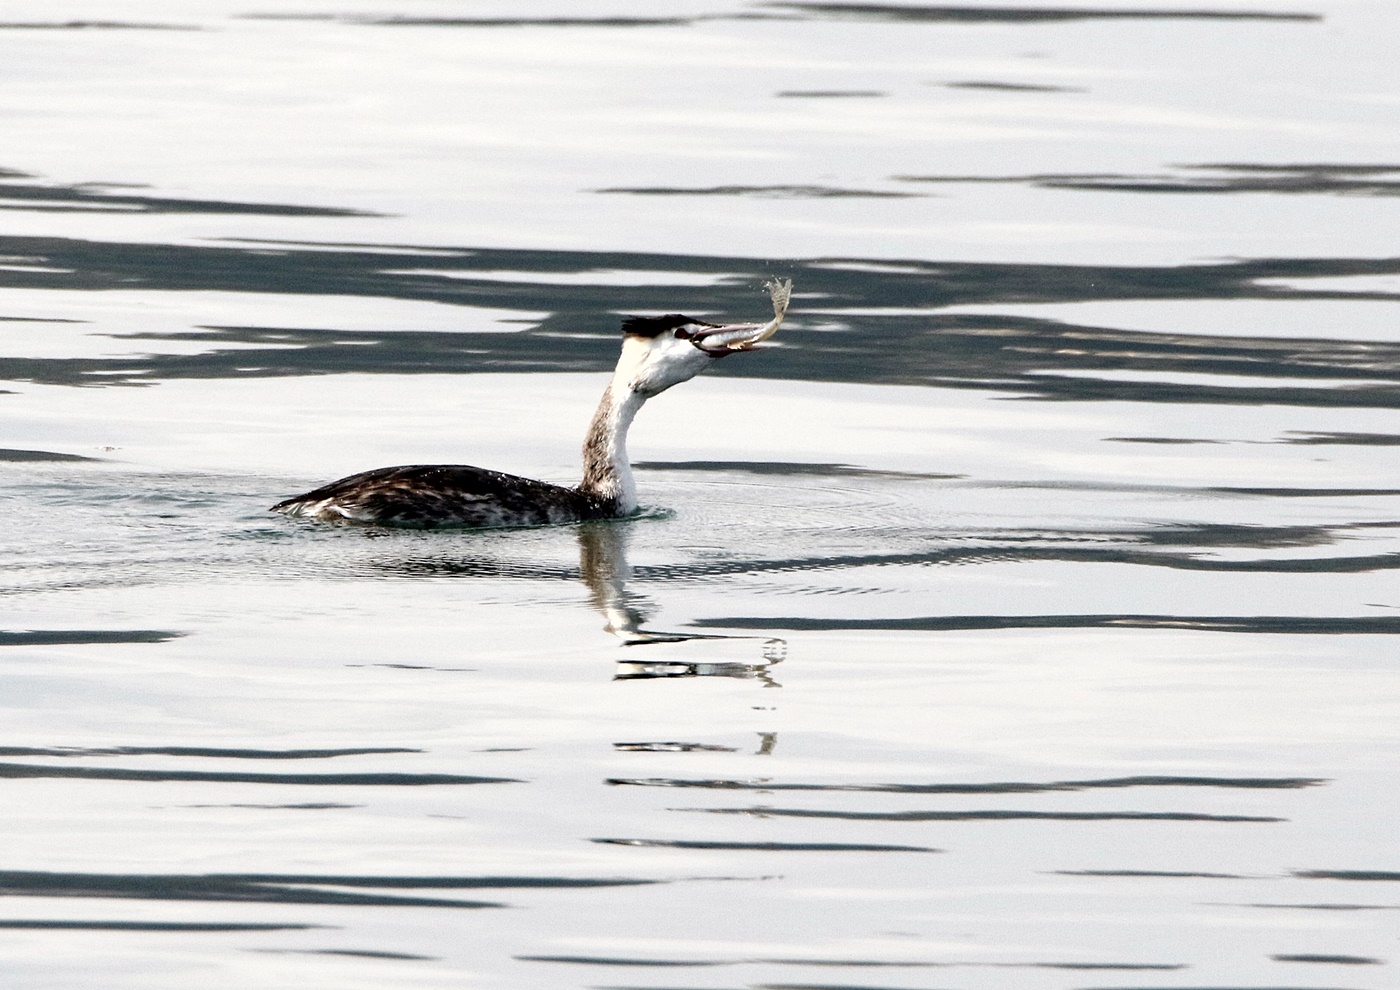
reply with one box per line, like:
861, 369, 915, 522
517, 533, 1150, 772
689, 321, 772, 357
688, 277, 792, 358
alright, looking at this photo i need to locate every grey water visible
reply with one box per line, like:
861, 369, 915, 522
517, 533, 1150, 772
3, 2, 1400, 988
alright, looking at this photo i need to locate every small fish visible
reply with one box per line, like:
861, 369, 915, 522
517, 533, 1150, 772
688, 277, 793, 354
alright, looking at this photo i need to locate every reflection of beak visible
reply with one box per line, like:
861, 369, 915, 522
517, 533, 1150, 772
690, 277, 792, 358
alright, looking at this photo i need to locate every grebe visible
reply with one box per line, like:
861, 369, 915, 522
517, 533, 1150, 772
272, 278, 793, 528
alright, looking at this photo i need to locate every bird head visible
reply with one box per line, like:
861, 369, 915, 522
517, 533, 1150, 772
614, 278, 792, 398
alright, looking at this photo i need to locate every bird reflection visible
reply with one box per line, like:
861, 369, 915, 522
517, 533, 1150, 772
576, 520, 784, 685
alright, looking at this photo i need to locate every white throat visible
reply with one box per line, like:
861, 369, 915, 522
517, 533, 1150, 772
577, 332, 713, 513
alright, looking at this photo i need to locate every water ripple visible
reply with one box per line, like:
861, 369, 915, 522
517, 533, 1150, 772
694, 614, 1400, 634
0, 762, 516, 786
682, 807, 1284, 823
608, 775, 1324, 793
592, 839, 940, 853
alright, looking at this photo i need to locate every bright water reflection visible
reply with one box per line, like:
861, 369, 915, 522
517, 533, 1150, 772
3, 2, 1400, 988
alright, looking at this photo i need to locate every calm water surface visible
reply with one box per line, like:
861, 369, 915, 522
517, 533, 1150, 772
3, 2, 1400, 988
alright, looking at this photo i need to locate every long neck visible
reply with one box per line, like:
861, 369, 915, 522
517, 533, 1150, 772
579, 381, 645, 513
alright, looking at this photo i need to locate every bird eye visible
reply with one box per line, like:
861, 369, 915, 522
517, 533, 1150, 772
673, 328, 692, 339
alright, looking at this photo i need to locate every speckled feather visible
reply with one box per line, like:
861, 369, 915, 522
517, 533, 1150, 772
271, 464, 617, 529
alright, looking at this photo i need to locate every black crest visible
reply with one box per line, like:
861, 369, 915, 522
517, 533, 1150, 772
620, 313, 717, 338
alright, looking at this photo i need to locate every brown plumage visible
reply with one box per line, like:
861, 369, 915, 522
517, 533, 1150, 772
271, 464, 614, 529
